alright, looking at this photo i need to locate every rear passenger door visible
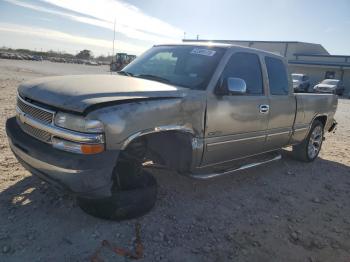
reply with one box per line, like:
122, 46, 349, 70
264, 56, 296, 150
203, 52, 269, 165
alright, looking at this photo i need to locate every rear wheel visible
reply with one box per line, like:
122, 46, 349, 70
292, 120, 324, 162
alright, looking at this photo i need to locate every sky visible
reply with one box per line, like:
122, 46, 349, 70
0, 0, 349, 56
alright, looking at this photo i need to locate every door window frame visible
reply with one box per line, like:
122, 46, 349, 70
216, 51, 266, 96
264, 56, 290, 96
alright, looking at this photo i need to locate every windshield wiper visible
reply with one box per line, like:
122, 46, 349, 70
134, 74, 170, 84
117, 71, 134, 76
118, 72, 172, 85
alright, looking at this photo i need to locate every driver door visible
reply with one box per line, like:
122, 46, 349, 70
202, 52, 269, 166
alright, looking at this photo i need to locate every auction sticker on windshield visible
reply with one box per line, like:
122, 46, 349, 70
190, 48, 216, 56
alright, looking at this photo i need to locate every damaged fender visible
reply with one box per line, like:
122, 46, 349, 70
87, 92, 207, 172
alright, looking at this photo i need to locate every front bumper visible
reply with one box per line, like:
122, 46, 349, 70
6, 117, 119, 199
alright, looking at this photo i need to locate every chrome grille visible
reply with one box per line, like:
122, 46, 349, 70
17, 96, 54, 124
20, 122, 52, 143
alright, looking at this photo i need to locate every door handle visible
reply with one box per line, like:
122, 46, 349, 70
259, 104, 270, 114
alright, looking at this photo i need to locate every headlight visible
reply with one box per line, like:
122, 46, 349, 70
54, 112, 104, 133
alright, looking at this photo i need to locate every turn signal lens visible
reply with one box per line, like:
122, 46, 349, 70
81, 144, 105, 154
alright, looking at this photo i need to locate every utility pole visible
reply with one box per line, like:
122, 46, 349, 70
183, 32, 186, 40
196, 34, 199, 40
112, 18, 116, 63
111, 18, 116, 74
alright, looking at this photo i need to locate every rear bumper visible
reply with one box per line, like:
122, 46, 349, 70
6, 117, 119, 199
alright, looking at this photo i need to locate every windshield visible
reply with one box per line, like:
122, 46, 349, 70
321, 79, 339, 85
292, 74, 303, 81
122, 45, 226, 90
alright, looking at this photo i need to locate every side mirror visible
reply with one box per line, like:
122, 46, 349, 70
227, 77, 247, 95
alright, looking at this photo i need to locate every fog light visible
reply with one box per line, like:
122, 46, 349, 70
52, 138, 104, 154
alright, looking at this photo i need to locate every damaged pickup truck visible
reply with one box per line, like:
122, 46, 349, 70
6, 43, 338, 220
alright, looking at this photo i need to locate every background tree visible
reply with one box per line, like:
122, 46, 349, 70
76, 50, 93, 60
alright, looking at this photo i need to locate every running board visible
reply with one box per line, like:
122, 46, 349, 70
190, 154, 282, 180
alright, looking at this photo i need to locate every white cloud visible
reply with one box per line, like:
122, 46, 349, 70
36, 17, 53, 22
4, 0, 183, 43
0, 22, 146, 54
324, 27, 338, 33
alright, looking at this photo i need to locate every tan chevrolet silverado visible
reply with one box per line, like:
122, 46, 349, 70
6, 43, 338, 219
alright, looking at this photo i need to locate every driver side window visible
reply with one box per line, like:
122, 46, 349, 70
221, 52, 264, 95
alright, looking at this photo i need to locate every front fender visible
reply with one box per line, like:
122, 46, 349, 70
87, 92, 206, 151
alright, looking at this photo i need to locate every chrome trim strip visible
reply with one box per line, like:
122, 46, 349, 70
17, 94, 55, 116
266, 130, 291, 137
9, 140, 83, 174
16, 107, 104, 144
191, 154, 282, 179
207, 134, 266, 147
293, 127, 309, 132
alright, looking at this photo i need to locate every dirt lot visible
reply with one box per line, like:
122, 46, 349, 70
0, 59, 350, 262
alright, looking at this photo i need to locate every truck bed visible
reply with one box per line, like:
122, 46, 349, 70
291, 93, 337, 144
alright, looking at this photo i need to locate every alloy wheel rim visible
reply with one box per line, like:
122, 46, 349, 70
307, 125, 323, 159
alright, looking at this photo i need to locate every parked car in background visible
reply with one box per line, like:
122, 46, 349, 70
85, 60, 99, 66
0, 52, 9, 59
32, 55, 43, 61
313, 79, 345, 95
23, 55, 32, 60
292, 73, 310, 92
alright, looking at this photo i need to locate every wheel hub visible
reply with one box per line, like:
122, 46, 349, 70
307, 126, 323, 159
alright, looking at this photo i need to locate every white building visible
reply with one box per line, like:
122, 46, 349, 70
183, 39, 350, 95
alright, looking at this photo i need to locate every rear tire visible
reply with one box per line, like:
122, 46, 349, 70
292, 120, 324, 162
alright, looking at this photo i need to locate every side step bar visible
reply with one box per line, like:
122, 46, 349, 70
190, 154, 282, 180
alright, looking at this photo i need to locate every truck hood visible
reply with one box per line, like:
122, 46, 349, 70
18, 75, 189, 113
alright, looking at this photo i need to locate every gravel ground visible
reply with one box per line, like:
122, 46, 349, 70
1, 59, 350, 262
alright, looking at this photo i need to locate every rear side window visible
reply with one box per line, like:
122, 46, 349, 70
221, 52, 263, 95
265, 57, 289, 95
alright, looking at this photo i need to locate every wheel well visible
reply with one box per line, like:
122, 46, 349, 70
121, 131, 194, 174
314, 115, 327, 128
